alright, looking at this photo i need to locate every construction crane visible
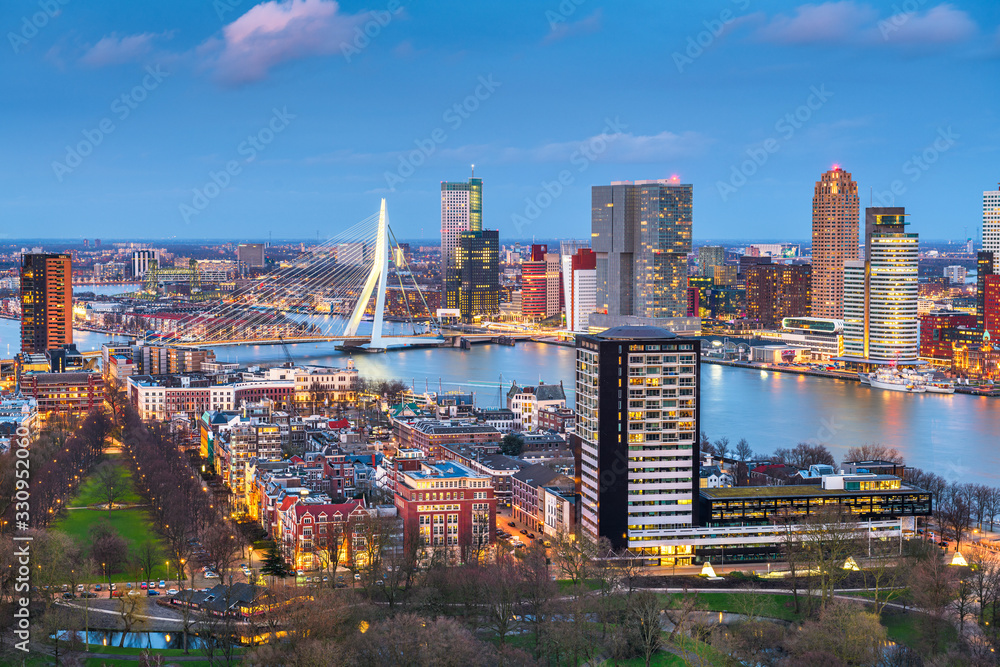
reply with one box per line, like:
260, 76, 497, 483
278, 335, 294, 368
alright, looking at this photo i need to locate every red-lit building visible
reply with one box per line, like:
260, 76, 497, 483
919, 312, 977, 361
745, 264, 811, 327
985, 275, 1000, 337
521, 244, 561, 320
20, 253, 72, 354
393, 460, 496, 553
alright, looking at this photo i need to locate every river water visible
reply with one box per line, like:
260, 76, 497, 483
1, 318, 996, 485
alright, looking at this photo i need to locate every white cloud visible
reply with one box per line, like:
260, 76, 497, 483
81, 32, 165, 67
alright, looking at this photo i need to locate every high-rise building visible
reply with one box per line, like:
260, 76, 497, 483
842, 208, 919, 363
565, 249, 597, 332
521, 245, 561, 320
745, 264, 812, 328
697, 246, 725, 277
985, 275, 1000, 337
811, 167, 860, 318
576, 326, 700, 553
978, 252, 996, 331
592, 180, 693, 319
455, 229, 499, 320
442, 175, 483, 308
984, 185, 1000, 256
131, 249, 160, 278
710, 264, 737, 288
237, 243, 266, 268
560, 240, 591, 329
20, 253, 73, 354
943, 266, 967, 285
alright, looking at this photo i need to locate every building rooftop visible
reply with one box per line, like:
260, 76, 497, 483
595, 325, 678, 340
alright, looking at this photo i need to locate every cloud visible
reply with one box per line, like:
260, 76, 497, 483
80, 32, 165, 67
878, 4, 976, 45
543, 9, 602, 44
206, 0, 365, 84
755, 1, 877, 44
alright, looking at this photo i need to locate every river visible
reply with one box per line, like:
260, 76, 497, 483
1, 318, 996, 485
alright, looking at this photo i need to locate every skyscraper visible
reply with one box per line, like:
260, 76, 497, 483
811, 167, 859, 318
592, 180, 692, 319
697, 246, 725, 277
455, 229, 499, 320
521, 245, 561, 320
566, 249, 597, 332
977, 251, 996, 331
842, 208, 919, 363
20, 253, 73, 354
237, 243, 266, 268
442, 174, 483, 309
984, 184, 1000, 256
576, 326, 700, 555
131, 249, 159, 278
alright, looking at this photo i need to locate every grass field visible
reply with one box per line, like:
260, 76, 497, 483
51, 463, 169, 583
69, 460, 143, 507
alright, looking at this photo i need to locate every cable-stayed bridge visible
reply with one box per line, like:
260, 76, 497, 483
161, 200, 448, 352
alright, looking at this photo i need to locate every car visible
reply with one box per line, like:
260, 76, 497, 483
335, 582, 348, 588
62, 592, 76, 599
508, 521, 516, 527
140, 582, 148, 590
109, 584, 116, 591
80, 592, 97, 599
94, 584, 102, 591
159, 580, 166, 588
128, 590, 141, 596
111, 590, 125, 598
147, 590, 160, 596
514, 543, 526, 550
322, 576, 329, 582
126, 583, 132, 590
354, 573, 361, 581
76, 584, 85, 592
167, 589, 179, 596
296, 570, 305, 577
528, 533, 535, 539
938, 541, 950, 547
204, 571, 219, 578
520, 529, 527, 535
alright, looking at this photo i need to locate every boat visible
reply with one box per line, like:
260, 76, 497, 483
857, 372, 870, 385
867, 368, 925, 393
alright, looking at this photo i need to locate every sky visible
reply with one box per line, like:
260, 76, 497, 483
1, 0, 998, 243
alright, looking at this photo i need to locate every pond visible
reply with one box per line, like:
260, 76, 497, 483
55, 630, 206, 650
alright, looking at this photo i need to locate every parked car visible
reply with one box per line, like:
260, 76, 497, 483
520, 529, 527, 535
296, 570, 305, 577
140, 582, 148, 590
204, 571, 219, 579
508, 521, 516, 527
109, 584, 116, 591
76, 584, 85, 592
62, 592, 75, 599
167, 589, 179, 596
147, 590, 160, 596
158, 580, 166, 588
80, 592, 97, 599
126, 583, 132, 589
354, 573, 361, 581
94, 584, 102, 591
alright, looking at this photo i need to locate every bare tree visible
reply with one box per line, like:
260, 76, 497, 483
844, 443, 904, 464
625, 591, 662, 667
798, 504, 861, 606
479, 547, 524, 653
93, 461, 129, 516
134, 540, 159, 586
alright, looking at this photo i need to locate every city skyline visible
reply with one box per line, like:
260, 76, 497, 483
2, 0, 999, 240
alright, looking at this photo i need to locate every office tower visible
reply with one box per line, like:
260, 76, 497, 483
745, 264, 812, 328
687, 276, 713, 318
710, 265, 737, 287
985, 276, 1000, 337
20, 253, 73, 354
565, 249, 597, 332
560, 240, 591, 329
697, 246, 725, 277
842, 208, 919, 362
455, 229, 499, 320
237, 243, 266, 268
978, 252, 996, 331
521, 245, 560, 320
576, 326, 700, 553
943, 266, 967, 285
131, 249, 160, 278
442, 175, 483, 309
592, 180, 693, 318
811, 167, 860, 318
985, 185, 1000, 256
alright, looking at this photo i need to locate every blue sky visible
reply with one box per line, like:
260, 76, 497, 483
2, 0, 998, 242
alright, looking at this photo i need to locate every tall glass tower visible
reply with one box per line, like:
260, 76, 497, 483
811, 167, 860, 319
441, 174, 483, 309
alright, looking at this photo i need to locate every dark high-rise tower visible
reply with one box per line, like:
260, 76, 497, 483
592, 180, 692, 319
455, 229, 499, 320
576, 326, 700, 556
442, 174, 483, 309
20, 253, 73, 354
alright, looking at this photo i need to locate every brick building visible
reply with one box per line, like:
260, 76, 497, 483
745, 264, 811, 328
24, 371, 105, 418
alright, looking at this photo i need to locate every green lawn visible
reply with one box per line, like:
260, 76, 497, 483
69, 460, 143, 507
84, 659, 212, 666
663, 591, 806, 623
881, 610, 957, 652
51, 463, 169, 584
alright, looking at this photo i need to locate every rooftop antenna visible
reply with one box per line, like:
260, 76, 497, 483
471, 163, 475, 177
